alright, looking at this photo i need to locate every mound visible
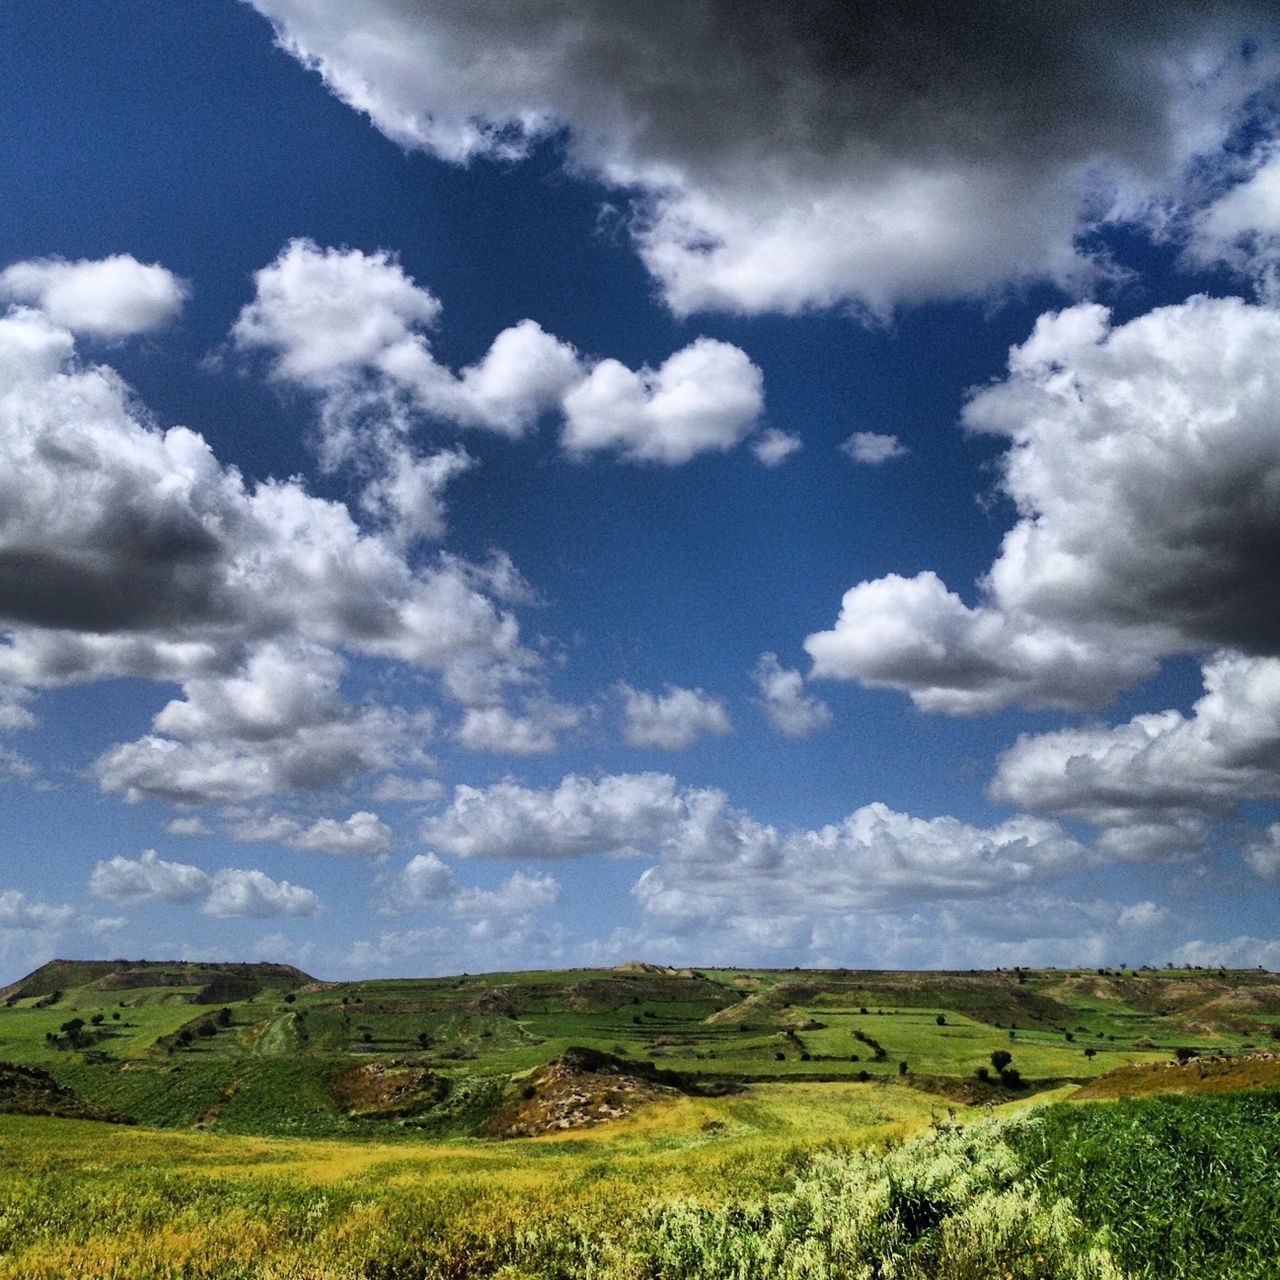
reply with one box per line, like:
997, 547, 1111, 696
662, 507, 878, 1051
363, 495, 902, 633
0, 1061, 134, 1123
330, 1061, 449, 1119
1072, 1050, 1280, 1100
614, 960, 675, 975
478, 1047, 736, 1138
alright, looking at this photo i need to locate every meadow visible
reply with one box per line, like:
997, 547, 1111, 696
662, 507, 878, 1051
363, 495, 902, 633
0, 958, 1277, 1276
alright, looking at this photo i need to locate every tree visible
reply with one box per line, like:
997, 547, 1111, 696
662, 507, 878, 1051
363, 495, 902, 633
417, 1032, 432, 1050
935, 1014, 946, 1026
990, 1049, 1012, 1072
898, 1060, 908, 1076
1083, 1047, 1097, 1059
216, 1007, 233, 1027
975, 1065, 990, 1082
90, 1013, 104, 1026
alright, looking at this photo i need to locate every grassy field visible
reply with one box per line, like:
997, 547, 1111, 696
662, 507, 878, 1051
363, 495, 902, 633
0, 958, 1277, 1276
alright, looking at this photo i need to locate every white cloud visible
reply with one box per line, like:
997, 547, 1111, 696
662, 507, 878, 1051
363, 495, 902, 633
560, 339, 764, 464
841, 432, 908, 465
234, 239, 767, 473
1244, 825, 1280, 882
164, 816, 211, 837
808, 297, 1280, 712
202, 868, 321, 918
371, 774, 444, 804
421, 771, 689, 859
751, 652, 831, 738
751, 428, 802, 467
455, 698, 581, 756
418, 771, 1088, 926
289, 810, 394, 855
618, 682, 731, 750
0, 303, 536, 705
0, 254, 189, 338
229, 809, 394, 855
0, 888, 74, 932
452, 870, 560, 917
397, 851, 456, 904
991, 652, 1280, 858
92, 644, 426, 805
1171, 936, 1280, 969
89, 848, 211, 905
1188, 147, 1280, 288
250, 2, 1275, 316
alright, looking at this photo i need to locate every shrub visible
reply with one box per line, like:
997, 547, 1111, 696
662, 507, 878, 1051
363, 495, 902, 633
935, 1014, 946, 1026
990, 1049, 1012, 1072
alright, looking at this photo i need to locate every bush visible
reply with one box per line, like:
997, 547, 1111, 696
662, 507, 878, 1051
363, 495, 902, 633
975, 1065, 990, 1082
935, 1014, 946, 1026
990, 1049, 1012, 1072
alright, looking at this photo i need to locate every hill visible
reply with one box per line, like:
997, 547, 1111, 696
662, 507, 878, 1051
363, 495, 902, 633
0, 959, 1275, 1139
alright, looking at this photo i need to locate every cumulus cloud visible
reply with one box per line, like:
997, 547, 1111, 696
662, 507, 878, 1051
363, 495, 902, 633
88, 849, 319, 918
0, 302, 536, 703
560, 339, 763, 464
1172, 935, 1280, 969
455, 697, 582, 756
0, 888, 75, 932
992, 653, 1280, 859
92, 644, 428, 806
89, 848, 212, 905
202, 868, 321, 918
1243, 825, 1280, 882
1188, 147, 1280, 289
165, 816, 211, 837
232, 240, 581, 437
418, 770, 1088, 926
229, 809, 394, 855
841, 432, 908, 465
808, 297, 1280, 712
751, 429, 801, 467
618, 683, 731, 750
751, 652, 831, 738
235, 239, 767, 468
421, 771, 689, 859
0, 254, 189, 338
251, 1, 1277, 316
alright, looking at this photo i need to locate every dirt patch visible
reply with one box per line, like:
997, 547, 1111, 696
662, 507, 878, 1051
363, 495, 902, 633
478, 1046, 740, 1138
330, 1060, 449, 1119
1071, 1050, 1280, 1100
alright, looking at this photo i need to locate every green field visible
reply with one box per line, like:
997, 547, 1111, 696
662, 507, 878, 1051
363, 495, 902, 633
0, 958, 1277, 1276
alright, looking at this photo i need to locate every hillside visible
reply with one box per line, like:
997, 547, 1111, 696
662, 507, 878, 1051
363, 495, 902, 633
0, 959, 1276, 1138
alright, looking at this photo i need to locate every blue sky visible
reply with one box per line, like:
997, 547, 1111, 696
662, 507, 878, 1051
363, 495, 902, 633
2, 2, 1280, 981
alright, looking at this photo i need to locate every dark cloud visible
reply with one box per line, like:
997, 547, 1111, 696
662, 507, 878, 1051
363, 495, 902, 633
253, 0, 1279, 312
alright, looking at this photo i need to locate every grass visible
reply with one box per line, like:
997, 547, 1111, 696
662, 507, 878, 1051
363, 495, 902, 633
1, 959, 1278, 1276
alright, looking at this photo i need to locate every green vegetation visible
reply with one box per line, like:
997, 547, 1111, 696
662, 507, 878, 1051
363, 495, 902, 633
0, 958, 1276, 1276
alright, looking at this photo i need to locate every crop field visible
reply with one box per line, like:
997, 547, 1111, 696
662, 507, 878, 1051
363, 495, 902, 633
0, 958, 1277, 1276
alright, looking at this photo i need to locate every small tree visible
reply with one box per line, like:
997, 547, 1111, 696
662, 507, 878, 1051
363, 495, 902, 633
216, 1007, 233, 1027
898, 1060, 908, 1076
975, 1065, 990, 1082
1083, 1047, 1097, 1059
417, 1031, 432, 1050
990, 1049, 1012, 1072
283, 993, 296, 1005
111, 1011, 121, 1021
90, 1013, 105, 1026
935, 1014, 946, 1026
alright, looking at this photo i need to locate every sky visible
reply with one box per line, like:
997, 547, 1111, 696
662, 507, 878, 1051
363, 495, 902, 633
3, 2, 1280, 981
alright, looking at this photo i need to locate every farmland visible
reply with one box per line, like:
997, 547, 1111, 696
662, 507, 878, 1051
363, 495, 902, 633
0, 958, 1277, 1276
